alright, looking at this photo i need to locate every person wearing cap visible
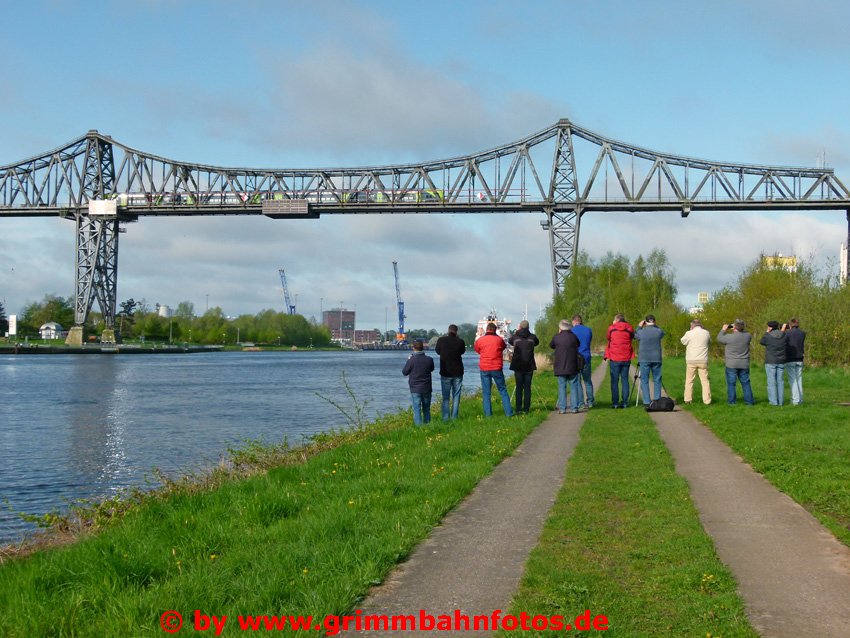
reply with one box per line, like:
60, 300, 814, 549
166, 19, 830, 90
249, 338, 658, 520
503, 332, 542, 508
508, 319, 540, 414
435, 324, 466, 420
784, 318, 806, 405
680, 318, 712, 405
402, 339, 435, 425
759, 320, 788, 406
635, 314, 665, 406
718, 319, 754, 405
474, 322, 514, 417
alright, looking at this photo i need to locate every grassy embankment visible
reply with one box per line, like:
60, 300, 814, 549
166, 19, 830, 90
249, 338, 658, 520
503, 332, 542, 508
504, 370, 757, 637
662, 357, 850, 547
0, 391, 542, 637
4, 361, 845, 636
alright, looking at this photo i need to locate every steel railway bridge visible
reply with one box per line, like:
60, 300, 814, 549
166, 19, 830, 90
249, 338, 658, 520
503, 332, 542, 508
2, 119, 849, 344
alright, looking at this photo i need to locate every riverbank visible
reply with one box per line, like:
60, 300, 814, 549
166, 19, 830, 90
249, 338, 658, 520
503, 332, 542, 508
0, 343, 224, 354
0, 389, 543, 636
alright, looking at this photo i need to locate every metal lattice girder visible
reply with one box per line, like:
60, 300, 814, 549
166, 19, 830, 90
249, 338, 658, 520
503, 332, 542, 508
5, 119, 849, 217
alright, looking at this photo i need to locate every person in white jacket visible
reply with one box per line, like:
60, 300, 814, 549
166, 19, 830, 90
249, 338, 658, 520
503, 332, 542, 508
680, 319, 712, 404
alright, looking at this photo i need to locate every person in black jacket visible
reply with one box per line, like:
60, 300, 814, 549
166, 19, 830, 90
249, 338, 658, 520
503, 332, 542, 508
784, 318, 806, 405
550, 320, 582, 414
759, 321, 788, 406
435, 324, 466, 420
402, 340, 435, 425
509, 320, 540, 414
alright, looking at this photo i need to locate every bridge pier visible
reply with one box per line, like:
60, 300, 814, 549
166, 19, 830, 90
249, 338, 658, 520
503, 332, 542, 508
545, 207, 581, 297
64, 212, 120, 345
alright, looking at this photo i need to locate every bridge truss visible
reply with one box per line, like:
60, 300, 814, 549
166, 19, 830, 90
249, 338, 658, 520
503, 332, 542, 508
2, 120, 849, 340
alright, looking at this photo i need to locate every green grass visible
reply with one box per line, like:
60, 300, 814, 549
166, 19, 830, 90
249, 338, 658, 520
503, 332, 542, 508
503, 373, 757, 637
0, 396, 546, 637
662, 357, 850, 547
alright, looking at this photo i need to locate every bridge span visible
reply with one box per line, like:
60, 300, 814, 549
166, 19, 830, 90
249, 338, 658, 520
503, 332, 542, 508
2, 119, 849, 343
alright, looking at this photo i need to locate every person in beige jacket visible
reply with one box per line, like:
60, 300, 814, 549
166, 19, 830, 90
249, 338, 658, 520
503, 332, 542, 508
680, 319, 712, 404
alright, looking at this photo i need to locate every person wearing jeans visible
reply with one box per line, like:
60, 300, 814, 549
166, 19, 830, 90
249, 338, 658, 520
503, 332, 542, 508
550, 319, 582, 413
784, 318, 806, 405
402, 340, 435, 425
474, 322, 514, 417
571, 315, 594, 408
636, 315, 665, 406
479, 369, 513, 417
718, 320, 754, 405
724, 366, 755, 405
759, 321, 788, 406
435, 324, 466, 420
556, 373, 582, 413
604, 314, 635, 408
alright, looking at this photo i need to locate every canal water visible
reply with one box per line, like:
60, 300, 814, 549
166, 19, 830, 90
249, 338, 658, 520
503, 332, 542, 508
0, 350, 487, 545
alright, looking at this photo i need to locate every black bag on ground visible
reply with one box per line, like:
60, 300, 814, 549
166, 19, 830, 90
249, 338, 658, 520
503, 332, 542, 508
646, 397, 675, 412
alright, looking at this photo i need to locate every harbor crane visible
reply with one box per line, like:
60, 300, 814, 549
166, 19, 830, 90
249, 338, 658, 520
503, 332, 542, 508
392, 261, 407, 344
278, 268, 296, 315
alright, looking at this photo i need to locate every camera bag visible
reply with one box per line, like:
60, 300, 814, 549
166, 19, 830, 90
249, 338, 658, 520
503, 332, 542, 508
645, 397, 675, 412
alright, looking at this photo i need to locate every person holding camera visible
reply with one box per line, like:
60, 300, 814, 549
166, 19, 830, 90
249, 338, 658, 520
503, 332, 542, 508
604, 313, 635, 408
718, 319, 754, 405
550, 319, 582, 414
509, 319, 540, 415
680, 318, 712, 404
784, 318, 806, 405
759, 321, 788, 406
635, 314, 665, 406
475, 322, 514, 417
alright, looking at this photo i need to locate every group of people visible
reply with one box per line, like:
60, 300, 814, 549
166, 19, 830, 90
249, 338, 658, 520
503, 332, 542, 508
401, 316, 595, 424
602, 314, 807, 408
401, 314, 807, 424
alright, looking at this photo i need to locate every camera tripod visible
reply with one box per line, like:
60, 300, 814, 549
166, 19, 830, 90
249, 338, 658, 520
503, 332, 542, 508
629, 365, 668, 407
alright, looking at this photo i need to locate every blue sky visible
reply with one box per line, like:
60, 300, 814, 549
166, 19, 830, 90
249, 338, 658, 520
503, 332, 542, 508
2, 0, 849, 331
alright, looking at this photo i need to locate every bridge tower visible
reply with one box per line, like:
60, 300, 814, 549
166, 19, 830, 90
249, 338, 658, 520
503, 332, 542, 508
66, 131, 121, 346
545, 120, 581, 296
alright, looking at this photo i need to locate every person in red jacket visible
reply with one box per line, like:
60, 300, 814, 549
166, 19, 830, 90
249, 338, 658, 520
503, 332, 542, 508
474, 322, 514, 417
604, 313, 635, 408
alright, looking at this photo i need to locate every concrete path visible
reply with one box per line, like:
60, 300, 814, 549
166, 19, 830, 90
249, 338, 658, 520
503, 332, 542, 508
650, 407, 850, 637
345, 365, 607, 636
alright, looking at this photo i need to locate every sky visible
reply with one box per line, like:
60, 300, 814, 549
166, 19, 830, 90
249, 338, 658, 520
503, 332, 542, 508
2, 0, 850, 332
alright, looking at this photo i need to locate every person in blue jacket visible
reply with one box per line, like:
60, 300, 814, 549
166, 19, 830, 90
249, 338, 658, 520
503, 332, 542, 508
570, 314, 594, 409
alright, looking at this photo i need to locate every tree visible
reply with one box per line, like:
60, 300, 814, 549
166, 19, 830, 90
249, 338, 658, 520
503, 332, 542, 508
0, 300, 8, 335
19, 294, 75, 336
118, 298, 138, 334
457, 323, 477, 346
535, 249, 687, 356
175, 301, 195, 319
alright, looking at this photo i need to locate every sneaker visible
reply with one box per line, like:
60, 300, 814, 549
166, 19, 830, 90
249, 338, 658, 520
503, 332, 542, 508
571, 408, 579, 414
558, 410, 567, 414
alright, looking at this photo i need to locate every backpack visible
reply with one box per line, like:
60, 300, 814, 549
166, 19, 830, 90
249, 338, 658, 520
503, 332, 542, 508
646, 397, 675, 412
